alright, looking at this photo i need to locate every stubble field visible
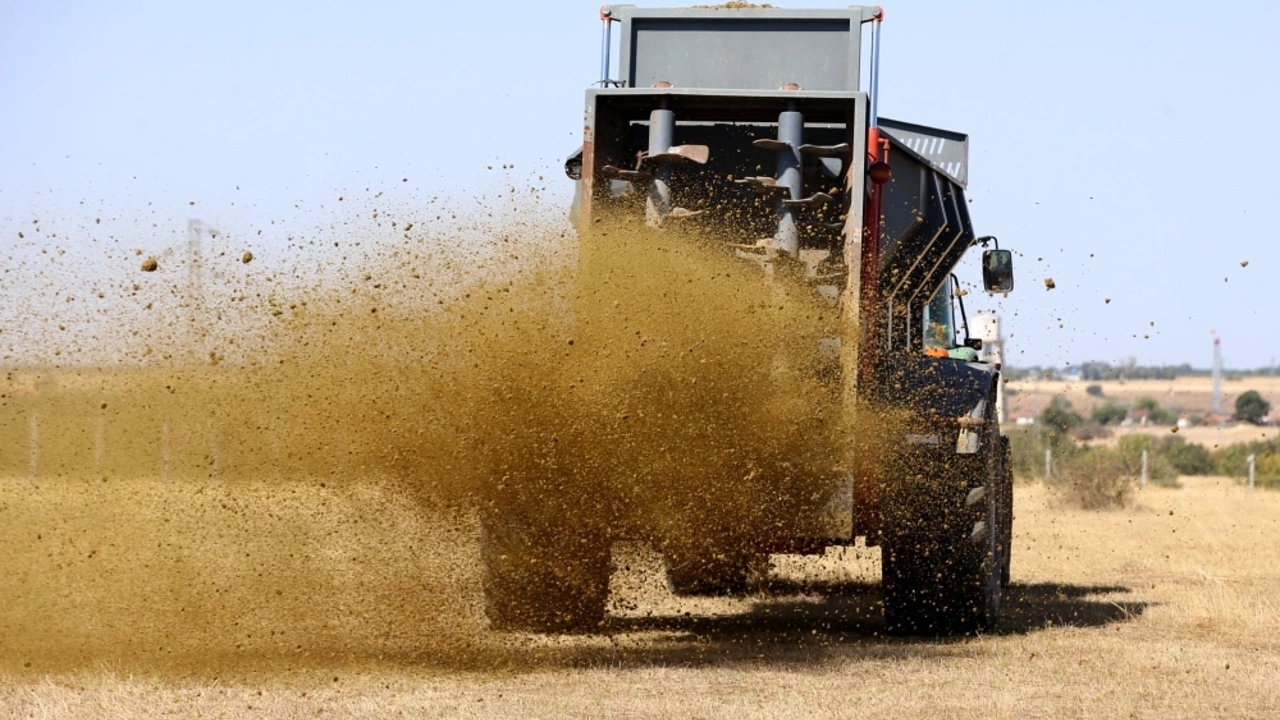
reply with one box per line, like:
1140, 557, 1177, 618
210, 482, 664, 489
1006, 376, 1277, 425
1, 471, 1278, 719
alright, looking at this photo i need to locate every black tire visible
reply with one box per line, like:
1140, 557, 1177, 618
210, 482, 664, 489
479, 504, 611, 633
663, 545, 754, 596
882, 400, 1003, 636
998, 435, 1013, 588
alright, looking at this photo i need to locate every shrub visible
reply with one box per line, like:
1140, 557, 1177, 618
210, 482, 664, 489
1134, 397, 1177, 425
1160, 436, 1214, 476
1258, 454, 1280, 489
1050, 446, 1136, 509
1008, 426, 1050, 479
1009, 424, 1078, 481
1091, 401, 1128, 426
1213, 439, 1280, 489
1040, 396, 1083, 435
1071, 422, 1113, 441
1085, 384, 1104, 398
1115, 434, 1179, 487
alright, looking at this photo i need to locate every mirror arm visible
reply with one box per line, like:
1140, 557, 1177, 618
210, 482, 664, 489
951, 273, 970, 345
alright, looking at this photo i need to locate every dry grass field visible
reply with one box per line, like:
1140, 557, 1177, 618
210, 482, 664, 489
1, 472, 1278, 719
1005, 377, 1277, 456
1006, 375, 1278, 425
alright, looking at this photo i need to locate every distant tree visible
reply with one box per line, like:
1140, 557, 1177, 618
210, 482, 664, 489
1004, 367, 1036, 381
1085, 384, 1104, 398
1040, 396, 1083, 435
1235, 390, 1272, 424
1079, 362, 1111, 381
1091, 401, 1128, 426
1134, 396, 1176, 425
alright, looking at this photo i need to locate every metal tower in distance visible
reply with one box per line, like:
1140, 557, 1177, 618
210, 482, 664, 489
186, 219, 220, 365
1211, 330, 1223, 416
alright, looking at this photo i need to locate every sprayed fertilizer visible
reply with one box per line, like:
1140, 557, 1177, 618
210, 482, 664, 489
1, 212, 848, 675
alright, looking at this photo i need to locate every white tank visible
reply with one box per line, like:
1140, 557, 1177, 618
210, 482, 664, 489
973, 313, 1006, 423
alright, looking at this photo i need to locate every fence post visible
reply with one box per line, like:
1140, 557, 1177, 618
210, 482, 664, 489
1141, 449, 1148, 489
1248, 454, 1256, 494
28, 414, 39, 480
210, 421, 221, 479
94, 414, 105, 473
1045, 448, 1052, 480
271, 419, 283, 481
161, 421, 171, 482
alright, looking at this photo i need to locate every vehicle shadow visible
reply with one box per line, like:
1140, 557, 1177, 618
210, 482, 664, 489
516, 580, 1149, 670
618, 579, 1142, 634
0, 581, 1146, 678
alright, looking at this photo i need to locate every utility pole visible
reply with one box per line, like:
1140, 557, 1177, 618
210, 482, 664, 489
186, 219, 220, 365
1211, 331, 1223, 419
1270, 357, 1275, 421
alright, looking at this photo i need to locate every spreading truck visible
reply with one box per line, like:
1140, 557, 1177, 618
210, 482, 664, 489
480, 4, 1018, 636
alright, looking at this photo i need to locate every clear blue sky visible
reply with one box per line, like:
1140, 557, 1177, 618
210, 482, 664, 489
2, 1, 1277, 369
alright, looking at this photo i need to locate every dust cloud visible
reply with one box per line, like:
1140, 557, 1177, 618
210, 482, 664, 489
0, 207, 847, 674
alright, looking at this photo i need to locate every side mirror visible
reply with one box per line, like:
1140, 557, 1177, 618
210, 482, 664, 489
964, 337, 983, 351
564, 147, 584, 181
982, 249, 1014, 293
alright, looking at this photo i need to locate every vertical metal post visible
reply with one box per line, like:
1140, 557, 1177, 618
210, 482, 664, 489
646, 105, 675, 227
773, 105, 803, 255
1248, 454, 1256, 494
1140, 449, 1148, 489
868, 12, 882, 130
1211, 332, 1223, 417
598, 6, 613, 86
859, 10, 886, 388
1045, 448, 1052, 480
859, 149, 885, 386
1270, 357, 1276, 420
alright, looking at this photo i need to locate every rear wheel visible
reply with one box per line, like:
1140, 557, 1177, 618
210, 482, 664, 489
998, 435, 1013, 588
882, 404, 1004, 635
479, 501, 611, 633
663, 544, 756, 596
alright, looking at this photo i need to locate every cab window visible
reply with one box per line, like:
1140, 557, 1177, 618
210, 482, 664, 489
923, 279, 955, 351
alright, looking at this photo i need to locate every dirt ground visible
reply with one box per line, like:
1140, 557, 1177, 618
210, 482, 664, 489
1, 473, 1277, 719
4, 220, 1277, 717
